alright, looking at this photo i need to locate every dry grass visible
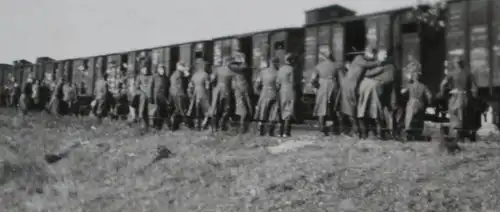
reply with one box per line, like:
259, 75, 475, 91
1, 109, 500, 212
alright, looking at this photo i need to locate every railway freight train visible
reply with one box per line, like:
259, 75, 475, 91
1, 0, 499, 124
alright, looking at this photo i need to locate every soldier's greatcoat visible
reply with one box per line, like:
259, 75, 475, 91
169, 69, 189, 116
440, 66, 478, 133
209, 66, 233, 118
340, 55, 380, 117
404, 79, 432, 136
311, 59, 342, 117
48, 81, 64, 115
93, 78, 110, 118
230, 63, 253, 118
276, 64, 295, 120
254, 66, 279, 122
19, 81, 33, 114
187, 69, 211, 118
136, 74, 153, 126
151, 73, 169, 127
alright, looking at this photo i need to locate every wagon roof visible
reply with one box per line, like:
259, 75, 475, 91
211, 26, 302, 41
59, 38, 213, 62
304, 4, 356, 14
304, 4, 421, 27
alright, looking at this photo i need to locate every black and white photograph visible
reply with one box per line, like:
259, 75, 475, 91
1, 0, 500, 211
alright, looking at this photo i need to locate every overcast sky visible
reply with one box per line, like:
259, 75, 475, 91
0, 0, 418, 63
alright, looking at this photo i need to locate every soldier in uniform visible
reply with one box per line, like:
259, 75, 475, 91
62, 81, 77, 116
136, 57, 153, 132
169, 61, 192, 131
254, 57, 280, 136
48, 77, 65, 116
209, 57, 234, 131
310, 53, 343, 136
93, 72, 110, 123
359, 50, 396, 140
438, 56, 479, 143
19, 75, 34, 115
151, 64, 171, 130
403, 70, 433, 141
114, 82, 129, 120
276, 53, 297, 137
11, 81, 21, 110
187, 59, 211, 131
340, 47, 381, 138
230, 52, 253, 133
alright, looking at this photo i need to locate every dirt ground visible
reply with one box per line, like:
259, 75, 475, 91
1, 109, 500, 212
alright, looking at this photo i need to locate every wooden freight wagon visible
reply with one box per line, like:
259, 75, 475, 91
0, 64, 13, 89
169, 40, 213, 74
42, 60, 57, 89
444, 0, 500, 124
34, 57, 55, 82
0, 63, 12, 88
12, 60, 33, 86
0, 64, 13, 107
302, 4, 446, 117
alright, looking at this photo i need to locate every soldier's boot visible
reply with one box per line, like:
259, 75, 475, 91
171, 116, 180, 131
220, 115, 229, 131
195, 118, 203, 131
211, 117, 219, 132
257, 122, 265, 136
330, 116, 340, 136
349, 117, 359, 138
164, 115, 173, 130
201, 117, 210, 131
141, 117, 150, 134
284, 119, 292, 137
268, 122, 276, 136
318, 116, 328, 136
239, 116, 248, 134
375, 121, 386, 140
278, 121, 285, 137
359, 118, 369, 139
469, 130, 477, 142
180, 115, 191, 129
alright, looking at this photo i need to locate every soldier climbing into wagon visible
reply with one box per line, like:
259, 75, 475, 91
358, 50, 397, 140
340, 47, 381, 138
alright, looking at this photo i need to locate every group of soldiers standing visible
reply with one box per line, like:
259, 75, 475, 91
128, 51, 298, 137
2, 45, 484, 145
308, 45, 483, 144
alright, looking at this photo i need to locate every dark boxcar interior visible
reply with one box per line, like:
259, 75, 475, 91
192, 41, 214, 72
